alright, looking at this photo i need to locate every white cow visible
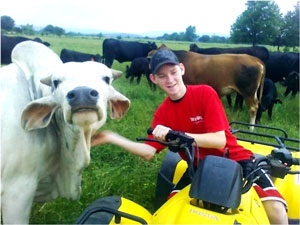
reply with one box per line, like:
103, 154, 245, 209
0, 41, 130, 224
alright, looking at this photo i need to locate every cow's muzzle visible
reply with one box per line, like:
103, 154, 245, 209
67, 86, 99, 112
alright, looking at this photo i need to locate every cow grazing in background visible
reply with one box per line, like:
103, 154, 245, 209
265, 52, 299, 83
0, 41, 130, 224
189, 44, 269, 109
256, 78, 282, 122
283, 71, 299, 97
149, 46, 265, 126
1, 34, 50, 64
189, 44, 269, 63
102, 38, 157, 68
125, 57, 154, 89
60, 48, 102, 63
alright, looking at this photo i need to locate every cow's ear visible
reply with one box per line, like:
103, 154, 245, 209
111, 69, 122, 80
108, 88, 130, 120
40, 75, 52, 86
21, 96, 59, 131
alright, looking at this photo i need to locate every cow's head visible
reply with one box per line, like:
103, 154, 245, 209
148, 41, 158, 51
189, 43, 198, 52
21, 61, 129, 132
125, 65, 131, 79
148, 44, 168, 57
94, 54, 102, 63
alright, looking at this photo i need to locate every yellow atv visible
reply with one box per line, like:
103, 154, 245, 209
75, 122, 300, 224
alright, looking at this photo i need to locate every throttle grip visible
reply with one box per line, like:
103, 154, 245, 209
147, 128, 154, 135
292, 158, 300, 166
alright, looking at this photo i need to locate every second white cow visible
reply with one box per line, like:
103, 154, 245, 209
0, 41, 130, 224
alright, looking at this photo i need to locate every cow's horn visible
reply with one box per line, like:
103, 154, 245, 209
111, 69, 122, 80
40, 75, 52, 86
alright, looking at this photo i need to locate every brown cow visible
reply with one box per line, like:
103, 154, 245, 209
149, 47, 265, 126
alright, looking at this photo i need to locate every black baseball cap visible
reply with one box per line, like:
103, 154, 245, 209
150, 49, 179, 74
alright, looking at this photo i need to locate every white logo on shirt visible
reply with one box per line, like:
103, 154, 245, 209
190, 115, 203, 123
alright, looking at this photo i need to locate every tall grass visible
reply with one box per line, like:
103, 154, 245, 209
14, 36, 299, 224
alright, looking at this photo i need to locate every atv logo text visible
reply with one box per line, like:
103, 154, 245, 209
189, 209, 219, 221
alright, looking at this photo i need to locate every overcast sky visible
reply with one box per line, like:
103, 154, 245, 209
1, 0, 299, 36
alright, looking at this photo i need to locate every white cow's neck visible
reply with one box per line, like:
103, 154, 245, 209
54, 111, 91, 200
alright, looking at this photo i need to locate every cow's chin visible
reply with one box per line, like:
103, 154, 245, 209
71, 110, 101, 127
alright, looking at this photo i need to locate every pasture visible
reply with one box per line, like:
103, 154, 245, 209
3, 35, 299, 224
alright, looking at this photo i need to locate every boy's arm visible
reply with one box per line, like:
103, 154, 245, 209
91, 131, 157, 161
186, 130, 226, 149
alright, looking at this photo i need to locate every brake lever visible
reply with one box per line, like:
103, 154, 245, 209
136, 137, 180, 147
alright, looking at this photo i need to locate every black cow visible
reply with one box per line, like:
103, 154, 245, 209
265, 52, 299, 83
283, 71, 299, 97
256, 78, 282, 122
1, 35, 50, 64
189, 44, 269, 63
60, 48, 101, 63
125, 57, 154, 89
102, 38, 157, 68
33, 38, 50, 47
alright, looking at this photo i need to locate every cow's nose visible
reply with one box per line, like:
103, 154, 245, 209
67, 86, 99, 108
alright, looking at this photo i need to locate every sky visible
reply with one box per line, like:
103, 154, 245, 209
1, 0, 299, 37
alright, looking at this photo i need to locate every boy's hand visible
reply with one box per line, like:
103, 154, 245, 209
152, 125, 171, 141
91, 131, 113, 147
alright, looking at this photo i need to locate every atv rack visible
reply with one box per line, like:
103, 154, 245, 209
230, 121, 299, 152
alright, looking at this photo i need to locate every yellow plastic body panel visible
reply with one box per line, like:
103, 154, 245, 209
104, 187, 270, 224
172, 160, 188, 184
237, 140, 274, 156
238, 140, 300, 220
152, 185, 269, 224
274, 151, 300, 220
109, 197, 152, 224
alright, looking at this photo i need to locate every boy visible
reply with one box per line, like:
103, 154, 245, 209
92, 49, 288, 224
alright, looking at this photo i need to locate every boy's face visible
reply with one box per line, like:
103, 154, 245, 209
150, 63, 186, 100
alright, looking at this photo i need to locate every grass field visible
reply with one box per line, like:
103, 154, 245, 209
4, 35, 299, 224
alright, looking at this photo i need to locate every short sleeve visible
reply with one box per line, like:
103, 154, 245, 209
201, 86, 228, 132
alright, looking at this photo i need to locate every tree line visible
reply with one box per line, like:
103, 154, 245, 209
1, 1, 299, 49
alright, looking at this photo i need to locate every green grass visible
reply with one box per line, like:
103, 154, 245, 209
6, 35, 298, 224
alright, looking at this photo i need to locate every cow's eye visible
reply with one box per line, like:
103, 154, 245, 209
53, 80, 61, 88
103, 76, 110, 84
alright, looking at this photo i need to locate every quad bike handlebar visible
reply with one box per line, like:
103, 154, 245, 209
137, 128, 300, 190
141, 128, 195, 152
137, 128, 196, 178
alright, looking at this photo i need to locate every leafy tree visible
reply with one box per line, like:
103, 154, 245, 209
185, 25, 197, 42
230, 1, 282, 46
210, 35, 227, 43
157, 26, 197, 41
198, 35, 211, 43
13, 26, 22, 33
20, 24, 35, 35
54, 26, 65, 36
1, 15, 15, 31
42, 24, 65, 36
281, 2, 299, 49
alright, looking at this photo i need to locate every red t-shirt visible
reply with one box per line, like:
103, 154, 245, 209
145, 85, 253, 163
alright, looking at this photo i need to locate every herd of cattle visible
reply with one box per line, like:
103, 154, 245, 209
1, 34, 299, 123
0, 35, 299, 224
